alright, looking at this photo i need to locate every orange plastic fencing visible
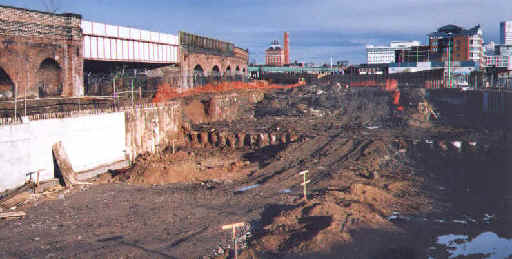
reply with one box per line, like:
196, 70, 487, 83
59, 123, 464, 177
152, 80, 305, 103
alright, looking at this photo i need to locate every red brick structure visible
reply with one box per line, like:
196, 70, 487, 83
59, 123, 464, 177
0, 5, 83, 99
179, 31, 248, 89
284, 32, 289, 65
428, 24, 483, 63
265, 32, 290, 66
265, 40, 284, 66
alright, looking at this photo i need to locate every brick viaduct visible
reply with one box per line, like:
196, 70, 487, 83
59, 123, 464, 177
0, 5, 248, 99
0, 5, 83, 99
180, 45, 249, 89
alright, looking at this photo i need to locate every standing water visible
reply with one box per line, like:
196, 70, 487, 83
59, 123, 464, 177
421, 89, 512, 258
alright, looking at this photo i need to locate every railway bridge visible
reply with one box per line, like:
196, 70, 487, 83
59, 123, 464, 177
0, 4, 248, 99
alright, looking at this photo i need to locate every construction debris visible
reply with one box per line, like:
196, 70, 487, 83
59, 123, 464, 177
52, 141, 92, 187
0, 211, 26, 220
0, 191, 33, 210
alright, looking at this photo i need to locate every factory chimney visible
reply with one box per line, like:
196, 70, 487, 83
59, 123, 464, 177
283, 32, 289, 65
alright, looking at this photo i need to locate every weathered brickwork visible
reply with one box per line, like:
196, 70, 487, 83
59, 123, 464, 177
0, 5, 83, 98
180, 46, 248, 89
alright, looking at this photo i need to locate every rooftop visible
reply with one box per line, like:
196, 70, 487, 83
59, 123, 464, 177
429, 24, 481, 38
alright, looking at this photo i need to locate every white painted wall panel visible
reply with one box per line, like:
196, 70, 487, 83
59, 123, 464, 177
0, 113, 126, 192
130, 29, 140, 40
116, 40, 123, 60
133, 41, 139, 61
98, 37, 105, 59
104, 38, 112, 59
81, 20, 92, 34
92, 22, 106, 36
106, 24, 117, 37
128, 40, 132, 60
159, 45, 164, 62
91, 37, 98, 59
84, 36, 91, 58
143, 43, 148, 61
123, 40, 129, 60
149, 43, 154, 61
141, 30, 150, 41
151, 32, 159, 42
119, 26, 130, 38
82, 20, 178, 63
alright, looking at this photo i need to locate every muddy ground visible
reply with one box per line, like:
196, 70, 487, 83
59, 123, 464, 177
1, 83, 509, 258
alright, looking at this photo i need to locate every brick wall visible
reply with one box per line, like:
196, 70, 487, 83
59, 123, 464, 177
180, 47, 248, 89
0, 5, 83, 98
0, 5, 81, 40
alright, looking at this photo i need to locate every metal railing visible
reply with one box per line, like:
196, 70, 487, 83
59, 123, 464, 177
0, 73, 250, 121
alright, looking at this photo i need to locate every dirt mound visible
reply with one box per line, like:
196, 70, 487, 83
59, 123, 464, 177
251, 187, 403, 255
95, 150, 255, 185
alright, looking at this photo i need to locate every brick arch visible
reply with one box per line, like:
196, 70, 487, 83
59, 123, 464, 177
0, 66, 15, 100
193, 64, 205, 76
211, 65, 221, 76
225, 65, 232, 76
36, 58, 63, 97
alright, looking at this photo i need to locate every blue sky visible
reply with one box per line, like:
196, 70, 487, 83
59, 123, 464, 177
1, 0, 512, 64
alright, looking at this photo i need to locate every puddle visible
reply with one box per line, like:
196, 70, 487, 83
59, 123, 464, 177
483, 214, 495, 224
235, 184, 260, 193
386, 211, 410, 221
435, 232, 512, 259
451, 219, 467, 224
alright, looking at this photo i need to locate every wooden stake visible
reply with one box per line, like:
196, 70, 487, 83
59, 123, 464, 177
0, 211, 26, 220
299, 170, 310, 201
221, 222, 245, 259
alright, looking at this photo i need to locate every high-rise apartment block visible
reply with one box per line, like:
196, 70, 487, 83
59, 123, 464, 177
500, 21, 512, 45
428, 24, 483, 63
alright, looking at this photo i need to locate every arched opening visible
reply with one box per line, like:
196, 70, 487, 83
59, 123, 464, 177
194, 64, 204, 76
37, 58, 62, 97
225, 66, 232, 81
0, 67, 14, 100
193, 64, 205, 87
211, 65, 220, 82
235, 66, 242, 81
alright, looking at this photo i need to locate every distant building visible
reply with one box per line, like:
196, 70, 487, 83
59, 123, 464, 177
395, 45, 431, 63
500, 21, 512, 45
265, 40, 284, 66
265, 32, 290, 66
482, 22, 512, 70
366, 41, 421, 64
484, 41, 496, 55
496, 44, 512, 56
483, 55, 510, 68
428, 24, 484, 64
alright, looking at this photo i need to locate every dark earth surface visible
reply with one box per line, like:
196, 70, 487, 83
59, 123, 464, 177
1, 84, 512, 259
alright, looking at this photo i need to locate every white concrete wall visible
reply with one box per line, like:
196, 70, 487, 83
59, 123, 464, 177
0, 113, 126, 191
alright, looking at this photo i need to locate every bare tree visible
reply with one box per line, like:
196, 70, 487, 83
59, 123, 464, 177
40, 0, 61, 13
